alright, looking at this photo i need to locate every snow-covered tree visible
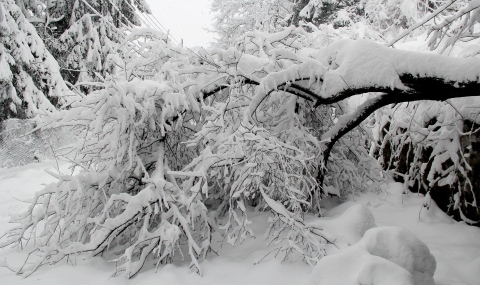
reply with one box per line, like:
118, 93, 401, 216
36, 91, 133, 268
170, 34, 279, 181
373, 98, 480, 225
211, 0, 295, 46
2, 23, 480, 277
427, 0, 480, 55
2, 0, 480, 279
0, 0, 71, 121
17, 0, 152, 95
372, 0, 480, 224
296, 0, 365, 28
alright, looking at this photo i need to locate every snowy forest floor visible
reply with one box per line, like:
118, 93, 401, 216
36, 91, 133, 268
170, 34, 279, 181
0, 161, 479, 285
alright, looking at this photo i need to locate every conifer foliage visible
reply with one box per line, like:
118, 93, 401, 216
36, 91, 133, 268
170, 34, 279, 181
19, 0, 152, 94
0, 0, 70, 121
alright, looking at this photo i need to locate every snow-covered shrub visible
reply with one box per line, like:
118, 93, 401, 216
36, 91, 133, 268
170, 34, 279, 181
0, 24, 391, 277
0, 28, 294, 276
0, 29, 212, 277
0, 83, 210, 277
374, 99, 480, 225
183, 104, 326, 264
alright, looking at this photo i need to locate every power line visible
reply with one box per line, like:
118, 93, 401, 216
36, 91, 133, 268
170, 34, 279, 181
103, 0, 140, 30
149, 15, 180, 44
81, 0, 181, 47
148, 13, 180, 44
136, 10, 153, 28
123, 0, 163, 31
130, 0, 180, 45
128, 1, 157, 29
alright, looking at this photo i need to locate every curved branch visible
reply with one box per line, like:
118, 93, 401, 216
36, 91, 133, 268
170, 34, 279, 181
318, 74, 480, 186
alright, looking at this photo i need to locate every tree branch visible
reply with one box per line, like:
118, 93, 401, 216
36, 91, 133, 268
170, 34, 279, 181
318, 74, 480, 186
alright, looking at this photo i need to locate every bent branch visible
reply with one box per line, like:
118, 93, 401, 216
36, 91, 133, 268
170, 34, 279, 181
318, 75, 480, 186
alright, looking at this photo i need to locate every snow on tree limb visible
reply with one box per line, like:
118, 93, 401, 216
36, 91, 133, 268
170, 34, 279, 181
246, 39, 480, 115
386, 0, 459, 47
242, 39, 479, 169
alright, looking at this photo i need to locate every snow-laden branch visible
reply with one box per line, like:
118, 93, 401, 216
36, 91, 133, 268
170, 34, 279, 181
386, 0, 459, 47
245, 39, 479, 114
238, 39, 479, 170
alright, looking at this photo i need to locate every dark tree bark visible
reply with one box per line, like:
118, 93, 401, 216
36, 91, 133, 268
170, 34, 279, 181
317, 75, 479, 186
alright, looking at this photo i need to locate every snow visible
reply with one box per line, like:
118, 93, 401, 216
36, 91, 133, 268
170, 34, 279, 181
313, 39, 480, 98
419, 193, 454, 225
310, 239, 421, 285
247, 36, 480, 125
1, 165, 480, 284
0, 0, 74, 118
308, 203, 376, 249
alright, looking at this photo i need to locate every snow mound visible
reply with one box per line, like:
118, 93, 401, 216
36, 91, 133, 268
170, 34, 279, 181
310, 204, 376, 248
378, 182, 405, 205
358, 227, 436, 280
310, 226, 436, 285
384, 182, 404, 195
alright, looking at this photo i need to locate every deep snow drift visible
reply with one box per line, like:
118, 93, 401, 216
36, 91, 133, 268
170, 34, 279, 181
0, 162, 479, 285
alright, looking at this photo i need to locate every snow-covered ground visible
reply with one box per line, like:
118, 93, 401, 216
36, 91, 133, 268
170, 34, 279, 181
0, 162, 479, 284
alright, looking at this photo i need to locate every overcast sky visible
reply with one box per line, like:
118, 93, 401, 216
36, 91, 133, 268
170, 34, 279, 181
145, 0, 216, 47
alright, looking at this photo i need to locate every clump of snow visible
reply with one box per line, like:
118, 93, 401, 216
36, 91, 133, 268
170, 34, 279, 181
310, 226, 436, 285
359, 227, 436, 280
322, 185, 341, 197
362, 182, 480, 285
309, 203, 376, 249
311, 39, 480, 98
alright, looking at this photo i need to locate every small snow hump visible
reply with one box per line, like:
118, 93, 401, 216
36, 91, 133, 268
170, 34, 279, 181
310, 226, 436, 285
310, 203, 376, 249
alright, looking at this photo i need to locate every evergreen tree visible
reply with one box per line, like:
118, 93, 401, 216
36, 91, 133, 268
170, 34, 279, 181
19, 0, 152, 94
0, 0, 71, 121
296, 0, 365, 28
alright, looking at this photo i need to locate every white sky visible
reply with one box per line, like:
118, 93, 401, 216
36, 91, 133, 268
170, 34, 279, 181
145, 0, 217, 47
